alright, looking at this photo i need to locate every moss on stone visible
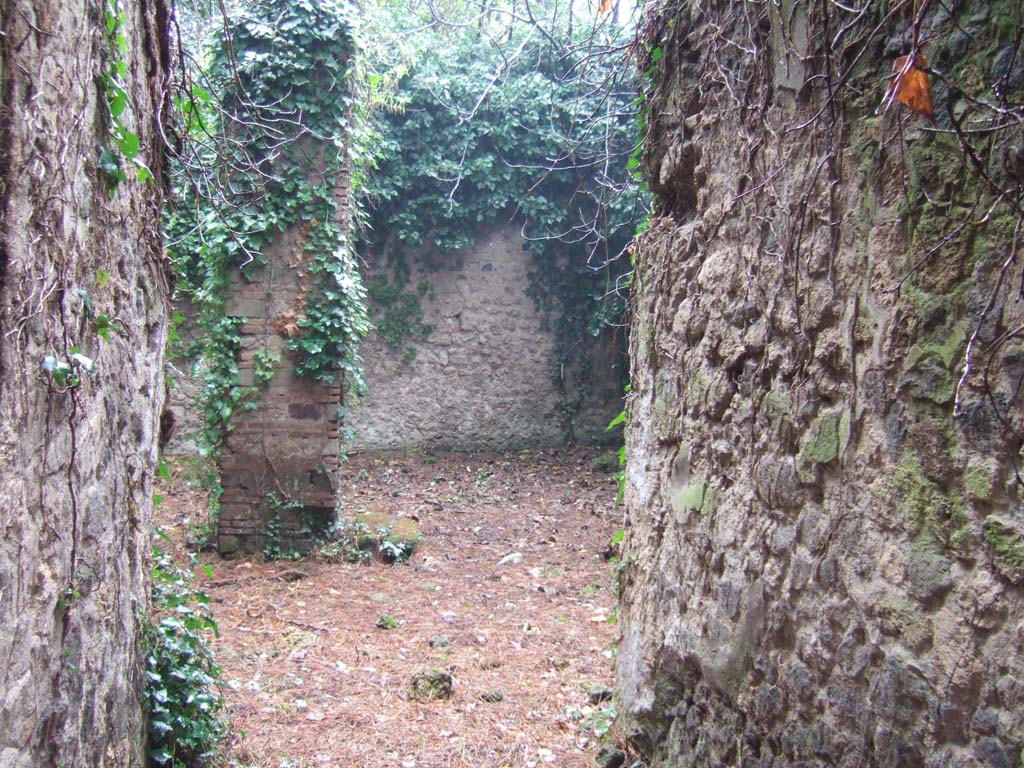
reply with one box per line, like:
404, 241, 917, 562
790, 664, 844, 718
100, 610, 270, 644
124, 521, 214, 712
905, 322, 967, 371
797, 408, 847, 479
838, 410, 851, 454
354, 512, 421, 560
983, 516, 1024, 583
687, 369, 706, 403
900, 321, 967, 405
700, 483, 718, 516
892, 456, 971, 556
673, 481, 707, 513
765, 390, 789, 418
965, 463, 996, 502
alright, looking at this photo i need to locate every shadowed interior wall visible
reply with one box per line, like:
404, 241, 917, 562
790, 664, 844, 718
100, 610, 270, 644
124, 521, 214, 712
347, 225, 623, 451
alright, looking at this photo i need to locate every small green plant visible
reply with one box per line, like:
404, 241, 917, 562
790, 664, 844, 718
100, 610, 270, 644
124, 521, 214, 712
376, 614, 399, 630
379, 536, 416, 563
315, 517, 374, 563
316, 516, 419, 564
252, 347, 282, 388
581, 702, 617, 738
261, 494, 304, 561
144, 539, 225, 767
42, 350, 94, 390
606, 388, 630, 504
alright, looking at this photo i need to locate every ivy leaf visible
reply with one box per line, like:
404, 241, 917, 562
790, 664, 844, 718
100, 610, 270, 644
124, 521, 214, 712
98, 146, 121, 177
107, 80, 128, 118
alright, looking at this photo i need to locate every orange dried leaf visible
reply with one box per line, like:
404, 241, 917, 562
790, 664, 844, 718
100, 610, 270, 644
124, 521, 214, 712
887, 54, 934, 120
598, 0, 613, 17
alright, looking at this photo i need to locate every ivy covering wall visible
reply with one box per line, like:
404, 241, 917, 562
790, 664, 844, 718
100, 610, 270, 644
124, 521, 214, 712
165, 0, 368, 458
355, 3, 642, 422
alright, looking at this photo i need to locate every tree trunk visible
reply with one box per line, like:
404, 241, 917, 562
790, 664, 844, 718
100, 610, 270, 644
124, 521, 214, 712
0, 0, 169, 765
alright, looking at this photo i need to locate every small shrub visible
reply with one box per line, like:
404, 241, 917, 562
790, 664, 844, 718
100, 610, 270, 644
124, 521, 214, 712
144, 540, 225, 767
317, 515, 420, 564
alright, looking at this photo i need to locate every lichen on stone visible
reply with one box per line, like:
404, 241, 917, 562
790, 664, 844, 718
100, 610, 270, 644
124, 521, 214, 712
797, 408, 850, 480
673, 481, 706, 513
965, 463, 996, 502
899, 318, 968, 405
892, 455, 971, 556
982, 516, 1024, 583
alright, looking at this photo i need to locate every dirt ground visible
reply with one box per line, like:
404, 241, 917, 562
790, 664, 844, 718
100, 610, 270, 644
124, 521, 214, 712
157, 448, 625, 768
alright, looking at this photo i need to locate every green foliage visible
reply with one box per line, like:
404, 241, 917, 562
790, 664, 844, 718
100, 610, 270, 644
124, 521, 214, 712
261, 493, 304, 561
357, 5, 639, 423
606, 384, 630, 503
315, 515, 419, 564
144, 542, 225, 767
197, 317, 253, 457
99, 0, 151, 191
365, 273, 434, 357
316, 517, 375, 563
252, 347, 281, 389
165, 0, 370, 456
41, 350, 94, 390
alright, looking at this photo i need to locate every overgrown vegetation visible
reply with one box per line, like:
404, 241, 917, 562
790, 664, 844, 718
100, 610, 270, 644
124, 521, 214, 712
354, 1, 643, 433
144, 541, 225, 767
165, 0, 370, 458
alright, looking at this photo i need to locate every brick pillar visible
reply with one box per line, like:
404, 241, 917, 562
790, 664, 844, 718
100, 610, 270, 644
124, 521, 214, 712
217, 164, 350, 557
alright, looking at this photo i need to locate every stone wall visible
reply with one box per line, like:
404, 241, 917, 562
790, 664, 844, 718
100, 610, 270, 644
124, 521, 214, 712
617, 1, 1024, 766
346, 225, 623, 451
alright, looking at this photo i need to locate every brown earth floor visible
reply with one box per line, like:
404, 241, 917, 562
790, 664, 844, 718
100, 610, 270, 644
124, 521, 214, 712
157, 448, 624, 768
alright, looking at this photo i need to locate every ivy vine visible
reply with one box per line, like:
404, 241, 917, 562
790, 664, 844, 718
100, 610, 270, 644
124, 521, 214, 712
99, 0, 152, 191
356, 6, 641, 432
165, 0, 370, 456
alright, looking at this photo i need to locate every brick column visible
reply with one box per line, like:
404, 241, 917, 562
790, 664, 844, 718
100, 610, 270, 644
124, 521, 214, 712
217, 164, 350, 557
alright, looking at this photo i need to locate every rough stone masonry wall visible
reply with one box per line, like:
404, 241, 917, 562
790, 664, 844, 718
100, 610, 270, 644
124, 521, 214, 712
346, 226, 622, 451
617, 1, 1024, 766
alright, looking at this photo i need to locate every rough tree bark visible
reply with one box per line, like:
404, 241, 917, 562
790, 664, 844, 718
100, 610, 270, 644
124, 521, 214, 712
0, 0, 169, 765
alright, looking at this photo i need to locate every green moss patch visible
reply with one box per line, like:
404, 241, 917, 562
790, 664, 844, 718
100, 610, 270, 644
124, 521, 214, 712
900, 321, 967, 405
965, 463, 997, 502
983, 516, 1024, 584
671, 479, 717, 516
797, 408, 850, 479
892, 456, 971, 556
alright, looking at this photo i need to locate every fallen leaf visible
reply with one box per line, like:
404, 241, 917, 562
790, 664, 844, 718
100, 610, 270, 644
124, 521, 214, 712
884, 54, 934, 120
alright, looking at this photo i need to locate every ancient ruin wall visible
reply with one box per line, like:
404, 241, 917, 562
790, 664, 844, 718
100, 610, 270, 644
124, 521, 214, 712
216, 251, 343, 557
346, 226, 622, 451
617, 2, 1024, 766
